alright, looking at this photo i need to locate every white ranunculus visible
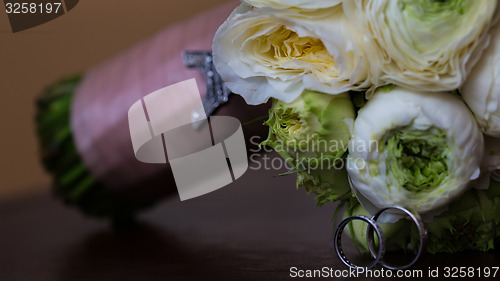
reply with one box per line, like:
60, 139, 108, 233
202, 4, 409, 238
347, 87, 483, 216
241, 0, 342, 10
461, 23, 500, 137
213, 4, 372, 105
343, 0, 498, 92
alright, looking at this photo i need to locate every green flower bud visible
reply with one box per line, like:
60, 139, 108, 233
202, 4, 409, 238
262, 90, 355, 204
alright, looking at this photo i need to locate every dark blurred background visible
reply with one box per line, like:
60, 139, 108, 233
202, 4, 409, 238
0, 0, 231, 201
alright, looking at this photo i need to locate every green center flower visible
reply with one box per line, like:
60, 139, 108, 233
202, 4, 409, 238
401, 0, 467, 19
386, 127, 450, 193
397, 0, 478, 54
273, 105, 311, 150
265, 90, 354, 159
262, 90, 355, 204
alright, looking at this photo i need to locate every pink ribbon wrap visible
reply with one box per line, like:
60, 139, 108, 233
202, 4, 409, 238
71, 2, 269, 201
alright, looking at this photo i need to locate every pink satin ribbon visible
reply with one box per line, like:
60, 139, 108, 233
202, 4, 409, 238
71, 2, 238, 194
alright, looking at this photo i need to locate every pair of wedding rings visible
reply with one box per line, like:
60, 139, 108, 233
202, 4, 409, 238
334, 206, 428, 270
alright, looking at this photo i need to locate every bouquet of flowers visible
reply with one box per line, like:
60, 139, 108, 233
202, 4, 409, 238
212, 0, 500, 257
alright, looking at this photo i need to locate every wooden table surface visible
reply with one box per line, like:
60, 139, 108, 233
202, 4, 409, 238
1, 1, 499, 280
1, 165, 499, 281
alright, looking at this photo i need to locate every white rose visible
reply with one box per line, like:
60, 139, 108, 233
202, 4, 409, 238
213, 4, 372, 105
241, 0, 342, 10
347, 87, 483, 216
343, 0, 498, 91
461, 22, 500, 137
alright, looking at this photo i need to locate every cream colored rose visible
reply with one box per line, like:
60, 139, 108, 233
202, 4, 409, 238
213, 4, 372, 105
241, 0, 342, 10
344, 0, 498, 92
461, 22, 500, 137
